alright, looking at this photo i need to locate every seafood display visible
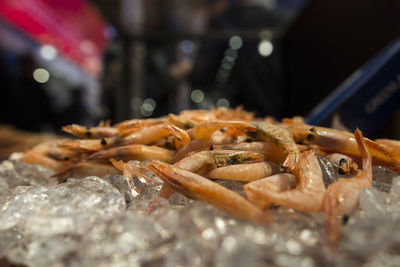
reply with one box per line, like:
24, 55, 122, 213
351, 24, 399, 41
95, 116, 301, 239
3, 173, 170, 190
17, 106, 400, 252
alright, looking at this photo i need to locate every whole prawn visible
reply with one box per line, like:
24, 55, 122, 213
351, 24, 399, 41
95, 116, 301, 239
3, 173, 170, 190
148, 160, 272, 224
244, 150, 326, 212
322, 129, 372, 250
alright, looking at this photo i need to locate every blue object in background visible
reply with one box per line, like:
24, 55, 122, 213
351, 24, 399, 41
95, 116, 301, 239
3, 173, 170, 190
306, 37, 400, 137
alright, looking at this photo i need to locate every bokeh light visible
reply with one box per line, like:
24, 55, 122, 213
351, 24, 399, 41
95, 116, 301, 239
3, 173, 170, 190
216, 98, 230, 108
33, 68, 50, 83
191, 89, 205, 103
258, 40, 274, 57
229, 35, 243, 50
40, 45, 57, 60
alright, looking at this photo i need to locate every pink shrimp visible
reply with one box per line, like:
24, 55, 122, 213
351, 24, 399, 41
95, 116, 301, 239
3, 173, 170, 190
62, 124, 120, 139
244, 150, 326, 212
174, 150, 264, 174
205, 162, 279, 182
247, 121, 301, 171
148, 160, 272, 224
322, 129, 372, 250
284, 119, 400, 173
88, 144, 175, 163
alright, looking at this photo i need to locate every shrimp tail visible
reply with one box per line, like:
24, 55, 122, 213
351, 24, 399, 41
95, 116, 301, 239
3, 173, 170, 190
162, 124, 190, 150
282, 151, 300, 171
110, 158, 126, 171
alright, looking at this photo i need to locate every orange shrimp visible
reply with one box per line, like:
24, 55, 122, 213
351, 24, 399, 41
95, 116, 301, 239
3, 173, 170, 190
213, 142, 287, 164
244, 150, 326, 212
192, 120, 256, 141
284, 120, 400, 173
173, 139, 212, 162
56, 161, 121, 179
148, 160, 272, 224
28, 139, 79, 162
61, 138, 112, 153
211, 106, 255, 121
174, 150, 264, 174
88, 144, 175, 163
322, 129, 372, 250
247, 122, 301, 171
205, 162, 279, 182
116, 123, 190, 148
375, 138, 400, 150
62, 124, 120, 139
114, 118, 167, 135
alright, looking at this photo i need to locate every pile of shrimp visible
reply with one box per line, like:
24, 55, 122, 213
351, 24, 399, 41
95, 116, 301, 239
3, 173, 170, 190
19, 106, 400, 250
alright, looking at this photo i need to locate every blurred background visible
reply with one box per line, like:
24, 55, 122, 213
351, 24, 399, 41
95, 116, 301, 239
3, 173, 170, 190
1, 0, 400, 157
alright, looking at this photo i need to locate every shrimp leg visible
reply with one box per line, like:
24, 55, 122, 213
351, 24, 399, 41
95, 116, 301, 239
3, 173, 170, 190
148, 160, 272, 224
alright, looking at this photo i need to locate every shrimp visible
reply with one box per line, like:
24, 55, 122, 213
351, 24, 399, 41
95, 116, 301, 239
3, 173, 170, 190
148, 160, 272, 224
205, 162, 279, 182
192, 120, 256, 141
61, 138, 112, 153
56, 161, 121, 179
116, 123, 190, 148
322, 129, 372, 250
247, 121, 301, 171
168, 114, 198, 129
213, 142, 287, 164
20, 150, 67, 172
97, 119, 111, 127
375, 138, 400, 150
173, 139, 211, 162
244, 150, 326, 212
178, 109, 218, 122
62, 124, 120, 139
88, 144, 175, 163
211, 106, 255, 121
325, 153, 358, 175
284, 120, 400, 173
114, 118, 167, 135
28, 139, 80, 162
174, 150, 264, 174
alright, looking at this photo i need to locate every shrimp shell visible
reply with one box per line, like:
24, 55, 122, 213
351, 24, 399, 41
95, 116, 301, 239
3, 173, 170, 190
148, 160, 272, 225
205, 162, 279, 182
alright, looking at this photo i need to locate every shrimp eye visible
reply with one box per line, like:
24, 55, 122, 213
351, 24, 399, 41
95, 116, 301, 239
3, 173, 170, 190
220, 128, 226, 133
63, 156, 70, 161
101, 138, 107, 145
342, 214, 350, 225
209, 145, 214, 150
245, 138, 252, 143
338, 158, 347, 166
86, 131, 92, 138
338, 158, 349, 174
306, 134, 314, 141
309, 127, 315, 132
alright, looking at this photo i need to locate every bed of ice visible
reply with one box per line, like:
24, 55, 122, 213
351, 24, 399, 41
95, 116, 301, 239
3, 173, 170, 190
1, 159, 400, 267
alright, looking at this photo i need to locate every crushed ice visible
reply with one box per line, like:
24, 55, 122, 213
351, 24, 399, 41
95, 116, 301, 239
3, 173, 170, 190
0, 159, 400, 266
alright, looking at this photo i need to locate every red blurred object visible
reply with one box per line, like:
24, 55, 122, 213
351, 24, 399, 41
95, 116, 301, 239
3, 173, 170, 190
0, 0, 109, 76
